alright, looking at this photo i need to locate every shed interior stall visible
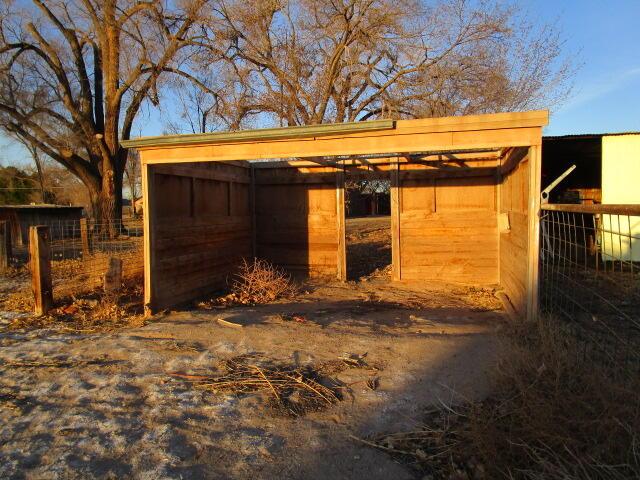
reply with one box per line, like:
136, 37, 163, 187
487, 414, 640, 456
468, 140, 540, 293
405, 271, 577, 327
122, 110, 548, 319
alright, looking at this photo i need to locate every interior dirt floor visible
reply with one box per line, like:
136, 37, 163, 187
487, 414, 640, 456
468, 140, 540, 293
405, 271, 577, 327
0, 277, 504, 479
346, 216, 392, 280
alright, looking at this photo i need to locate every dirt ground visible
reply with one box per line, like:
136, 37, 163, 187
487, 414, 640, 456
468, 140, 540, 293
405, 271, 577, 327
346, 216, 392, 280
0, 271, 504, 479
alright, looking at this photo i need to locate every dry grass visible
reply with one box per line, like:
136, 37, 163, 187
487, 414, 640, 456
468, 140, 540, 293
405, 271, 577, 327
358, 317, 640, 479
170, 355, 343, 417
5, 279, 145, 333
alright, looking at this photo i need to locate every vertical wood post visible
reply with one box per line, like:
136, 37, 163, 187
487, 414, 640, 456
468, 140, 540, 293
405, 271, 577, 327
0, 221, 11, 271
104, 257, 123, 293
80, 218, 92, 258
142, 161, 156, 316
29, 226, 52, 316
336, 164, 347, 281
390, 159, 402, 281
250, 165, 257, 258
527, 143, 543, 321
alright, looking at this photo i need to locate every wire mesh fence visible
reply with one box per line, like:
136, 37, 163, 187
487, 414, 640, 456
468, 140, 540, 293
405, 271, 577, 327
540, 204, 640, 378
6, 217, 144, 303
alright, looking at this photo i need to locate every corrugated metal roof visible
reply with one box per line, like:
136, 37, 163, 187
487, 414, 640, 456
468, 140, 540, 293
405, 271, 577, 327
121, 119, 395, 148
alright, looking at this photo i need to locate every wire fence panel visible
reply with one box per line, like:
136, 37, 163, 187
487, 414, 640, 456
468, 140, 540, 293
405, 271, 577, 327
7, 217, 144, 303
540, 204, 640, 377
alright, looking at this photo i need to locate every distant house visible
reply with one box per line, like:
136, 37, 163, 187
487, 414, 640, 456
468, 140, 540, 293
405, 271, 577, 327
0, 205, 84, 246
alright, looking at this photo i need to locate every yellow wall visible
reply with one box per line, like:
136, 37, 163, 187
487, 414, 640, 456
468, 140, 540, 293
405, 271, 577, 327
601, 134, 640, 261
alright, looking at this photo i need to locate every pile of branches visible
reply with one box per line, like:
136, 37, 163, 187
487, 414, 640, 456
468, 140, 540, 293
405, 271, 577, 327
170, 355, 341, 417
353, 405, 484, 479
227, 258, 297, 305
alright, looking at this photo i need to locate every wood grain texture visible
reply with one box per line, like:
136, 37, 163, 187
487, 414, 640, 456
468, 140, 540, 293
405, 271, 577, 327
146, 162, 251, 311
390, 161, 401, 281
336, 167, 346, 281
0, 221, 9, 271
499, 149, 530, 318
254, 165, 340, 278
29, 226, 52, 316
527, 145, 542, 321
397, 162, 499, 284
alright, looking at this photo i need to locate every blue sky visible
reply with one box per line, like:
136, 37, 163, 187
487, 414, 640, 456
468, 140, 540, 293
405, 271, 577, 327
532, 0, 640, 135
2, 0, 639, 166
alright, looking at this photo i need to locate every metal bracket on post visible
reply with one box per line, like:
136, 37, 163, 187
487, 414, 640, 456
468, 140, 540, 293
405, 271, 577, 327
540, 164, 576, 204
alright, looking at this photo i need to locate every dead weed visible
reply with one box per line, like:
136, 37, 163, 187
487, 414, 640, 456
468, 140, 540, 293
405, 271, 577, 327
198, 258, 297, 308
170, 355, 344, 417
6, 281, 145, 333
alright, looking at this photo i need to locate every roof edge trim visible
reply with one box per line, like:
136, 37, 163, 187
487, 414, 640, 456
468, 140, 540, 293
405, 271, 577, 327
121, 119, 395, 149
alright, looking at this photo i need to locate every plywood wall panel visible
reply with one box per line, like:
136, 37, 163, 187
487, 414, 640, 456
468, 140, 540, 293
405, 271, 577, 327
155, 174, 191, 217
149, 162, 251, 310
254, 166, 339, 277
499, 152, 530, 317
397, 162, 499, 285
435, 177, 496, 211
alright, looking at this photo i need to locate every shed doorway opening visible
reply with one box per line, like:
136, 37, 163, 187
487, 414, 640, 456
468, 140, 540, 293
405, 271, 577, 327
344, 170, 391, 281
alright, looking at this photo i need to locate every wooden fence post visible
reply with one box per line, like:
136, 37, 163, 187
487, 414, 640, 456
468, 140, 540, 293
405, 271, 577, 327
80, 218, 92, 257
29, 226, 53, 316
104, 257, 123, 293
0, 221, 11, 271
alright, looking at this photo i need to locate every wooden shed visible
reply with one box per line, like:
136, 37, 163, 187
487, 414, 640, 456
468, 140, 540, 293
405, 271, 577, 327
122, 110, 548, 319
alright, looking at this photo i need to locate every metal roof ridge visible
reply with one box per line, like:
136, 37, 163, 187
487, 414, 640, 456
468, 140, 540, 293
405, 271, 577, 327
121, 119, 395, 149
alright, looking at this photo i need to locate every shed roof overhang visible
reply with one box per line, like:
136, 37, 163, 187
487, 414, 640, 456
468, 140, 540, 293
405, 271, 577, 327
124, 110, 548, 164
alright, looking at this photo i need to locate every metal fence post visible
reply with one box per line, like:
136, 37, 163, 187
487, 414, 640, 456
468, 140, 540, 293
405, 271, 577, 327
29, 226, 53, 316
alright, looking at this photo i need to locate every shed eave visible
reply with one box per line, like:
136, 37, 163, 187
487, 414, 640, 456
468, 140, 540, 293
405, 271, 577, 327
121, 119, 395, 149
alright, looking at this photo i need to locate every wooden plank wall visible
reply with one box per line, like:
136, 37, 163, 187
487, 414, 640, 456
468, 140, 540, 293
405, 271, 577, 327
499, 149, 530, 316
254, 165, 340, 277
150, 162, 251, 309
396, 161, 500, 284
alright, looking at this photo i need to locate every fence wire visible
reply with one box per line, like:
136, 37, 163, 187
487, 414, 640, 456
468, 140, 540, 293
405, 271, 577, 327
540, 205, 640, 377
8, 217, 144, 302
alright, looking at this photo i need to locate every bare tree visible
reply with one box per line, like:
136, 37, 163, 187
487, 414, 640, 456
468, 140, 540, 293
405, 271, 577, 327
0, 0, 210, 231
188, 0, 573, 127
124, 148, 141, 215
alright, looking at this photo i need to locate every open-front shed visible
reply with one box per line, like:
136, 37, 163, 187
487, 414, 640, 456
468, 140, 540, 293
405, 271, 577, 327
122, 110, 548, 319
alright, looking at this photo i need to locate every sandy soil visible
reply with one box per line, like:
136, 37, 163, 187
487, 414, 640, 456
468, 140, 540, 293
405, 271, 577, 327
346, 216, 391, 280
0, 275, 504, 479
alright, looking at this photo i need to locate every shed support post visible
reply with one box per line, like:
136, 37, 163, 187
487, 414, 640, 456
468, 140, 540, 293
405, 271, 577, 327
0, 221, 11, 271
250, 165, 257, 258
336, 165, 347, 281
142, 161, 156, 316
29, 226, 52, 316
390, 159, 401, 281
527, 144, 542, 321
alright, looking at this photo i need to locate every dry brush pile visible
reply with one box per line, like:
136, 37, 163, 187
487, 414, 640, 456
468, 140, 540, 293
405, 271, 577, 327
199, 258, 298, 308
170, 355, 344, 417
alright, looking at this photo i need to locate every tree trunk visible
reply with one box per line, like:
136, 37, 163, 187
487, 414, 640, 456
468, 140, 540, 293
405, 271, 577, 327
85, 164, 123, 238
101, 169, 122, 238
31, 149, 46, 203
